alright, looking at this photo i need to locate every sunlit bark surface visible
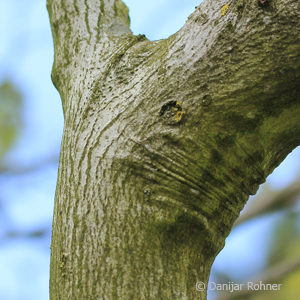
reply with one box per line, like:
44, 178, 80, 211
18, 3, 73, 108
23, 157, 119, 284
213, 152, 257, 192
47, 0, 300, 299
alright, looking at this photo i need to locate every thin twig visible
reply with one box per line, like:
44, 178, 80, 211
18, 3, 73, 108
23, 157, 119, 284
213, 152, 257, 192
234, 176, 300, 227
0, 154, 59, 175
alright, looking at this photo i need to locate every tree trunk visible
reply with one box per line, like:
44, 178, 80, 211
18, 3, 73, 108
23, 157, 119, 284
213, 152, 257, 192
47, 0, 300, 299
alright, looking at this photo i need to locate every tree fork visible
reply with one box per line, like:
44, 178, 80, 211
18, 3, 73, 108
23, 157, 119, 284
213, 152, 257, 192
47, 0, 300, 299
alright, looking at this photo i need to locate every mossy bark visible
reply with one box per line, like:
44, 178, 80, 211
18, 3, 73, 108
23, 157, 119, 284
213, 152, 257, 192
47, 0, 300, 299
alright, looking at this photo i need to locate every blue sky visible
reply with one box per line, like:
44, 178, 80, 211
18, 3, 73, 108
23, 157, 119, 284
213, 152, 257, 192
0, 1, 299, 299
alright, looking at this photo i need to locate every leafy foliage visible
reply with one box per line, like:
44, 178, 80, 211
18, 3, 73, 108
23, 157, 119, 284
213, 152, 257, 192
0, 80, 22, 163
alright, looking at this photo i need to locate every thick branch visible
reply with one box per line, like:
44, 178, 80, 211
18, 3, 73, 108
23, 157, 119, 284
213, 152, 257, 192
48, 0, 300, 299
47, 0, 132, 104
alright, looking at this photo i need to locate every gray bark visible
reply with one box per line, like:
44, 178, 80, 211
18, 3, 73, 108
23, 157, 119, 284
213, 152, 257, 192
47, 0, 300, 299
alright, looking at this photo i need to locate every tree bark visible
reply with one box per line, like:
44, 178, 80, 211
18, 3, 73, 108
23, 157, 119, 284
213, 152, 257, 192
47, 0, 300, 299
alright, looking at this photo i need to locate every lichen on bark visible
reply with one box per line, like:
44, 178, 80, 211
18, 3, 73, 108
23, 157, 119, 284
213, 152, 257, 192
47, 0, 300, 299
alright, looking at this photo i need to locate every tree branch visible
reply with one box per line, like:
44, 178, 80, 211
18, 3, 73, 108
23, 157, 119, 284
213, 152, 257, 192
1, 227, 50, 242
0, 155, 59, 174
47, 0, 133, 106
48, 0, 300, 299
217, 256, 300, 300
234, 175, 300, 226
